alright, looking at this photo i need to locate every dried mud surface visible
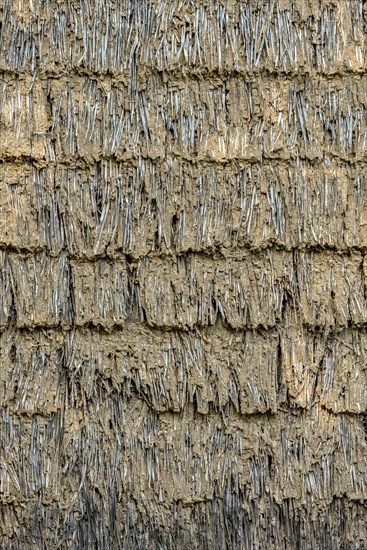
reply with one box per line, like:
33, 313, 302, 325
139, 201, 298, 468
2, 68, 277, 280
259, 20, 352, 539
1, 0, 367, 548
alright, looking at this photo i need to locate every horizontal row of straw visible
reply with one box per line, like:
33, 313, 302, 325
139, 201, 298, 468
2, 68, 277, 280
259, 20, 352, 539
2, 74, 367, 161
1, 324, 366, 415
1, 159, 366, 255
0, 250, 365, 330
0, 492, 365, 549
0, 400, 365, 531
0, 0, 365, 74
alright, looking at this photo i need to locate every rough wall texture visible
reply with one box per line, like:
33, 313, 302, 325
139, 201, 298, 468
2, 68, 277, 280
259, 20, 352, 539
0, 0, 367, 548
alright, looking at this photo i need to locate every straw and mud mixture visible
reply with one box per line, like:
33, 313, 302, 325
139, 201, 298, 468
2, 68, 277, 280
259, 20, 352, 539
0, 0, 367, 548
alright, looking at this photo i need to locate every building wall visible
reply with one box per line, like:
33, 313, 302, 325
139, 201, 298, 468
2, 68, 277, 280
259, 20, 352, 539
0, 1, 367, 548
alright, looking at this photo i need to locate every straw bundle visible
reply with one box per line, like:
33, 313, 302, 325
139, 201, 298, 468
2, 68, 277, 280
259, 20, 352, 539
1, 0, 367, 548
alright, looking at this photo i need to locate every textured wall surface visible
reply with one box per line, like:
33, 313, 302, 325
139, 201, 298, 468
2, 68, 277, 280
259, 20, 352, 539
1, 0, 367, 548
